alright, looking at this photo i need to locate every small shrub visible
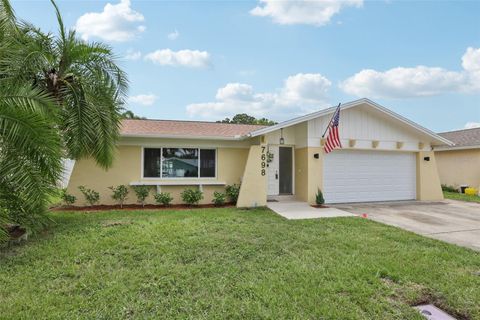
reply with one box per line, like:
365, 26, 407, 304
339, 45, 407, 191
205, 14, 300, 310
441, 184, 457, 193
60, 188, 76, 206
315, 189, 325, 205
109, 185, 129, 208
226, 184, 241, 204
181, 188, 203, 206
78, 186, 100, 206
154, 192, 173, 206
132, 185, 150, 207
212, 191, 226, 206
465, 187, 478, 196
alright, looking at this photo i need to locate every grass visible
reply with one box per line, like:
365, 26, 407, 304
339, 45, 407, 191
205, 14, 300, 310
444, 191, 480, 203
1, 208, 480, 319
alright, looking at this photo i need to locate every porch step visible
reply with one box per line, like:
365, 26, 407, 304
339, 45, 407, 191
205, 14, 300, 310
267, 195, 297, 202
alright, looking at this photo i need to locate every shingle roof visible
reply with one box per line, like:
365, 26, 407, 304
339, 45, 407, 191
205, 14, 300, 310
120, 119, 267, 139
438, 127, 480, 148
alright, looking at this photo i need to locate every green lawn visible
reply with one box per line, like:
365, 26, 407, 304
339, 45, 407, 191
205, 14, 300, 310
1, 208, 480, 319
444, 191, 480, 203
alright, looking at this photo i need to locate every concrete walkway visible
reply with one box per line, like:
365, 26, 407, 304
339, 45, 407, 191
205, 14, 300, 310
267, 200, 355, 220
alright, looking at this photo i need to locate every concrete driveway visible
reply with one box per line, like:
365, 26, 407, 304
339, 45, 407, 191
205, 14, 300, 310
333, 200, 480, 252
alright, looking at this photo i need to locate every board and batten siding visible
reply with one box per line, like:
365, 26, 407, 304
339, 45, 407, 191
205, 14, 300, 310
307, 104, 431, 151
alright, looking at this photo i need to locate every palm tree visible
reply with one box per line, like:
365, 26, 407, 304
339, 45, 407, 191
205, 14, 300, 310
0, 1, 63, 242
0, 0, 128, 242
0, 86, 64, 242
1, 0, 128, 168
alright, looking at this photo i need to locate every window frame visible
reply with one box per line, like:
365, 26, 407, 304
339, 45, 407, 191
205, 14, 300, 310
141, 146, 217, 180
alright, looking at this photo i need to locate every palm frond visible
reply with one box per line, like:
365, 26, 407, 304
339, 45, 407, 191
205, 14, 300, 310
49, 0, 66, 44
0, 0, 17, 35
0, 85, 63, 242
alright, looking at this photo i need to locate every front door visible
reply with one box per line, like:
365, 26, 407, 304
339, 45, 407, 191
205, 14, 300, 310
267, 145, 279, 196
279, 146, 293, 194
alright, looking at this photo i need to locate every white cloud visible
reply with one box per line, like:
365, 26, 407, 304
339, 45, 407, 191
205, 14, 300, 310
340, 47, 480, 98
167, 29, 180, 40
186, 73, 331, 120
125, 49, 141, 60
461, 47, 480, 92
465, 122, 480, 129
462, 47, 480, 72
144, 49, 211, 68
128, 94, 157, 106
215, 83, 255, 101
282, 73, 331, 105
75, 0, 145, 42
250, 0, 363, 26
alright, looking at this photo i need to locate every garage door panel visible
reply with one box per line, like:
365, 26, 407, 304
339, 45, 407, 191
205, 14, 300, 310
323, 150, 416, 204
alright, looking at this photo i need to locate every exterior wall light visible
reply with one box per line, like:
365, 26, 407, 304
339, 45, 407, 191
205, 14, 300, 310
279, 128, 285, 145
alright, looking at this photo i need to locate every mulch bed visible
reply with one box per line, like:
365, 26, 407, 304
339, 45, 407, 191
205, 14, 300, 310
51, 203, 236, 212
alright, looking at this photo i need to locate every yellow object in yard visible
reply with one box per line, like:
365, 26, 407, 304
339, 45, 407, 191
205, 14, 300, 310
465, 188, 478, 196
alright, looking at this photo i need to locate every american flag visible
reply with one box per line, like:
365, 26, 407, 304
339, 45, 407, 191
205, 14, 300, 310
324, 105, 342, 153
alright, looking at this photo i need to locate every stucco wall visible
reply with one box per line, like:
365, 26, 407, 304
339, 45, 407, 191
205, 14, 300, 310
294, 148, 308, 202
67, 146, 141, 206
293, 147, 323, 204
67, 146, 248, 206
435, 149, 480, 189
307, 147, 324, 204
237, 145, 267, 208
416, 151, 444, 200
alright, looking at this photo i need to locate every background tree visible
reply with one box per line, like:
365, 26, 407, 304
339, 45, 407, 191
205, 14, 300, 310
217, 113, 277, 126
121, 110, 146, 120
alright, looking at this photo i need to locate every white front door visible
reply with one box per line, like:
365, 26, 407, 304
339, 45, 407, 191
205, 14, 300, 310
323, 150, 417, 203
267, 145, 279, 196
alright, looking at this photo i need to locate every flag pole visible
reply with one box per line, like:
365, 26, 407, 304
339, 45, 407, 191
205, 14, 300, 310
321, 103, 341, 138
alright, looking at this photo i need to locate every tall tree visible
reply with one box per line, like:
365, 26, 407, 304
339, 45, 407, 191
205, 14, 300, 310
0, 0, 127, 242
0, 2, 62, 242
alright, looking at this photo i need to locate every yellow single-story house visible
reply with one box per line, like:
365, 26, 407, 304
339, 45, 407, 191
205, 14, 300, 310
66, 98, 453, 207
434, 127, 480, 190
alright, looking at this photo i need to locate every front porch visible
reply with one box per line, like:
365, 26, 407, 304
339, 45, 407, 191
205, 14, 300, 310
267, 200, 355, 220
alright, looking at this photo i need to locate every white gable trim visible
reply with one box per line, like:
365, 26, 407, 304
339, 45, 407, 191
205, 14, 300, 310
247, 98, 453, 146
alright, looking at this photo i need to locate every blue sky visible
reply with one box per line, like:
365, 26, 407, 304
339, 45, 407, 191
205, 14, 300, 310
12, 0, 480, 132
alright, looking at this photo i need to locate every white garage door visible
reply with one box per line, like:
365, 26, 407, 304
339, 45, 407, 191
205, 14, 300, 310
323, 150, 416, 203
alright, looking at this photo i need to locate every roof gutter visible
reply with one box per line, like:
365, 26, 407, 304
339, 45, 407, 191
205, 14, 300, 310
121, 133, 247, 141
433, 145, 480, 151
